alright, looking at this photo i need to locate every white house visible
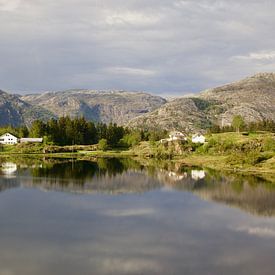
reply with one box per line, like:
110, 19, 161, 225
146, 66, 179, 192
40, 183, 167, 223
168, 131, 187, 141
161, 131, 187, 143
0, 133, 18, 145
192, 134, 206, 144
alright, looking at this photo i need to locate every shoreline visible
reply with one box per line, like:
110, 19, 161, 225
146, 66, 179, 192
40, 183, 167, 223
0, 150, 274, 176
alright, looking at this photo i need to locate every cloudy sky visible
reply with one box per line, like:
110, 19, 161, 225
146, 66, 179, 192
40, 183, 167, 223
1, 0, 275, 95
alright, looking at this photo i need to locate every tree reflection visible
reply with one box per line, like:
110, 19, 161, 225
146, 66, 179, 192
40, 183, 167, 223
1, 157, 275, 216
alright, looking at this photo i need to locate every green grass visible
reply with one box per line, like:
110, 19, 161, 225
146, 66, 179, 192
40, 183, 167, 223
79, 149, 134, 157
0, 131, 274, 174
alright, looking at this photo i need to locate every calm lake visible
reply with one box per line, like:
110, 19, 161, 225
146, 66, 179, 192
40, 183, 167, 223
0, 158, 275, 275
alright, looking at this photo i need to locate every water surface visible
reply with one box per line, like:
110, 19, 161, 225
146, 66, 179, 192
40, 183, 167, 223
0, 158, 275, 275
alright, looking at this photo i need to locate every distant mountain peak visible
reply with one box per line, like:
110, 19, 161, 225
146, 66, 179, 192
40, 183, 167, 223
252, 72, 275, 79
21, 89, 167, 125
1, 73, 275, 129
128, 73, 275, 131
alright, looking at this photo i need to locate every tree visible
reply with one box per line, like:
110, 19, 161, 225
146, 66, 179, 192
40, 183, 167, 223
87, 122, 98, 144
232, 115, 245, 133
29, 120, 46, 137
98, 138, 108, 151
106, 123, 125, 146
121, 131, 142, 147
18, 126, 29, 138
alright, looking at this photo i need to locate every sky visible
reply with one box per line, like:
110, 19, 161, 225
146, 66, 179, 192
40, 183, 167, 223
0, 0, 275, 96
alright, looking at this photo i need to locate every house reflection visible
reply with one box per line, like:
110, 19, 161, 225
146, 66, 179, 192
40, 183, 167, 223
1, 158, 275, 217
191, 170, 205, 180
0, 162, 17, 178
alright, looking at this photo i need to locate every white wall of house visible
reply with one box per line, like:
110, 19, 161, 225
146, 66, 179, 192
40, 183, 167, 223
165, 131, 187, 142
0, 133, 18, 145
192, 134, 206, 144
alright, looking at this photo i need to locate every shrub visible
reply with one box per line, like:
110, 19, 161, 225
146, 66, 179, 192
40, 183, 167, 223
263, 137, 275, 152
120, 132, 142, 148
153, 144, 174, 159
98, 139, 108, 151
227, 151, 272, 166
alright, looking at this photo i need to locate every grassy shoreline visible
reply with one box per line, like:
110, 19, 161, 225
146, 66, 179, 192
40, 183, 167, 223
0, 149, 274, 175
0, 132, 274, 175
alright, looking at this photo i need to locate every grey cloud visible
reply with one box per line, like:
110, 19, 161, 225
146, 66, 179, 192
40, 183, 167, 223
0, 0, 275, 95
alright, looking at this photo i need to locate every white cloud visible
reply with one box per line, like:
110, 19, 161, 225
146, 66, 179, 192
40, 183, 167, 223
105, 11, 160, 26
105, 67, 157, 77
0, 0, 20, 11
234, 50, 275, 61
175, 0, 227, 11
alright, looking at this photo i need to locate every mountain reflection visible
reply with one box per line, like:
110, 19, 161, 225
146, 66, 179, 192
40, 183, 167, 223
0, 158, 275, 216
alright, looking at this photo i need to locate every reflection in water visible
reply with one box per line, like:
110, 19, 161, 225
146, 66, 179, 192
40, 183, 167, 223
0, 162, 17, 178
0, 158, 275, 216
192, 172, 275, 216
0, 158, 275, 275
191, 169, 205, 180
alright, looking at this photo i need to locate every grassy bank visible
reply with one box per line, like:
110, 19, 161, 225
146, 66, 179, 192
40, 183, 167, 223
130, 132, 275, 174
0, 132, 274, 174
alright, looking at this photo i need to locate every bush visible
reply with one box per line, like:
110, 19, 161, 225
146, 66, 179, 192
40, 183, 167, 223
227, 151, 272, 166
98, 139, 108, 151
120, 132, 142, 148
263, 137, 275, 152
153, 144, 174, 159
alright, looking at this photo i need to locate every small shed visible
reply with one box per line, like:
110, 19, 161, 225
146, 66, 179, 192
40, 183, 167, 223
20, 138, 43, 143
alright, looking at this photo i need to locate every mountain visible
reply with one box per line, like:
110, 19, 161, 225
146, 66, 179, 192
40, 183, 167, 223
128, 97, 212, 132
0, 90, 55, 127
1, 73, 275, 129
21, 90, 167, 125
128, 73, 275, 131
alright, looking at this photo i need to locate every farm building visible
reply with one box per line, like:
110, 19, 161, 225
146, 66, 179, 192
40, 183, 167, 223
0, 133, 18, 145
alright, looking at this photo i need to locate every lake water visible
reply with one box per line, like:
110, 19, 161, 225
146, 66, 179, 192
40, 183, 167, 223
0, 158, 275, 275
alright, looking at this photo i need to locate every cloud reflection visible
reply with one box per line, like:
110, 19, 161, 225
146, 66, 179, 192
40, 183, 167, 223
236, 226, 275, 238
104, 208, 155, 217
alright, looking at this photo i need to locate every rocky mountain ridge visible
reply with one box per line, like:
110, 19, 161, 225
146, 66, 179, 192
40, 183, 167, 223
21, 90, 166, 125
128, 73, 275, 132
0, 90, 55, 127
0, 73, 275, 129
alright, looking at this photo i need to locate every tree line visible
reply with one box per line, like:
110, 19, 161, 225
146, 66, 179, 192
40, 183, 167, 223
0, 117, 167, 148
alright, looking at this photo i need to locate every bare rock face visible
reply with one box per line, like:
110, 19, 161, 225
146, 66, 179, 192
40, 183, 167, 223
0, 90, 55, 127
128, 73, 275, 131
22, 90, 167, 125
199, 72, 275, 126
129, 97, 212, 132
